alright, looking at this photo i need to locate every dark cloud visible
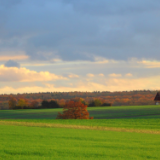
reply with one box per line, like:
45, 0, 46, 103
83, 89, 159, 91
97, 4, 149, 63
4, 60, 20, 68
0, 0, 160, 61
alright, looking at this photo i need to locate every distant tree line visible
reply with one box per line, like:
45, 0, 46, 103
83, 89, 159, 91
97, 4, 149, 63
8, 97, 60, 110
41, 100, 59, 108
8, 97, 112, 110
0, 90, 158, 110
88, 99, 112, 107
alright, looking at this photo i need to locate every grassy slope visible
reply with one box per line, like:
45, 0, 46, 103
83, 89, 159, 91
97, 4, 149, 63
0, 125, 160, 160
1, 105, 160, 119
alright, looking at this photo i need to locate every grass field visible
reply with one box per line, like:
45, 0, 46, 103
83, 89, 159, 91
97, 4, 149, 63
0, 105, 160, 159
0, 105, 160, 119
0, 124, 160, 160
1, 118, 160, 131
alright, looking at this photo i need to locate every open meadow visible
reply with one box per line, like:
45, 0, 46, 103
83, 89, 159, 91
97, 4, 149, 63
1, 105, 160, 119
0, 105, 160, 159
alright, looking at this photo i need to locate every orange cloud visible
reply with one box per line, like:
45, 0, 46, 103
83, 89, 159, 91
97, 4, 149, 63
1, 75, 160, 94
137, 60, 160, 68
109, 73, 122, 77
125, 73, 133, 77
0, 52, 28, 61
87, 73, 95, 77
0, 65, 67, 82
68, 74, 79, 78
99, 73, 104, 77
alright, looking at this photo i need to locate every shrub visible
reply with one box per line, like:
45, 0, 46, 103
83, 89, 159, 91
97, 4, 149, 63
56, 100, 93, 119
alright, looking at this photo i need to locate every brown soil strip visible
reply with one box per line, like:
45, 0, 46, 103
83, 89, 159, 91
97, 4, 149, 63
0, 121, 160, 135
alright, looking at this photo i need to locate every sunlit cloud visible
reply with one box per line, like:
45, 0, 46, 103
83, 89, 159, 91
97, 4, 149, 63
109, 73, 122, 77
94, 56, 119, 64
68, 74, 79, 78
105, 75, 160, 91
1, 74, 160, 94
0, 65, 67, 82
0, 52, 28, 61
137, 60, 160, 68
87, 73, 95, 77
99, 73, 104, 77
95, 59, 109, 64
125, 73, 133, 77
51, 58, 63, 63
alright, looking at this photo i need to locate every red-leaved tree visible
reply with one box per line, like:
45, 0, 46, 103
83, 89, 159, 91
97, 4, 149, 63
56, 100, 93, 119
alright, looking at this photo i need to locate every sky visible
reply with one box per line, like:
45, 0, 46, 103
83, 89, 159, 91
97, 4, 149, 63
0, 0, 160, 94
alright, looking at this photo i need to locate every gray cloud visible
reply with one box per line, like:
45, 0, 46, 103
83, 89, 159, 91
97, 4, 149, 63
4, 60, 20, 68
0, 0, 22, 8
0, 0, 160, 61
62, 0, 160, 15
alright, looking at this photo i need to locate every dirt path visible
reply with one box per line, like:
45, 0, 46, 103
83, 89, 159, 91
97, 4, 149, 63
0, 120, 160, 135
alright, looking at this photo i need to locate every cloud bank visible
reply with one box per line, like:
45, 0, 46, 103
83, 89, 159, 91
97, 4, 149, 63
0, 65, 67, 82
1, 74, 160, 94
0, 0, 160, 93
0, 0, 160, 62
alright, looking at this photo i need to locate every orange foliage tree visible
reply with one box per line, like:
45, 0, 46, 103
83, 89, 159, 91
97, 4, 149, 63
30, 100, 39, 108
56, 100, 93, 119
8, 97, 17, 109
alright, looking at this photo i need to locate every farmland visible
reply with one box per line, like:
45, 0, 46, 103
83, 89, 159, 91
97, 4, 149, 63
1, 105, 160, 119
0, 105, 160, 159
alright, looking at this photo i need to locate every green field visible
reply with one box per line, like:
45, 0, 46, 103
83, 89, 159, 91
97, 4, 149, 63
0, 123, 160, 160
0, 105, 160, 159
0, 105, 160, 119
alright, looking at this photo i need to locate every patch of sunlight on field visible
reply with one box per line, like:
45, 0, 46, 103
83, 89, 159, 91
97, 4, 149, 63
0, 125, 160, 160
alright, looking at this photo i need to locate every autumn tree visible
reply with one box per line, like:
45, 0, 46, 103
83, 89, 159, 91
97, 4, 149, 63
58, 99, 66, 107
8, 97, 17, 109
30, 100, 39, 108
71, 97, 85, 104
56, 100, 93, 119
89, 99, 102, 107
17, 98, 28, 109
